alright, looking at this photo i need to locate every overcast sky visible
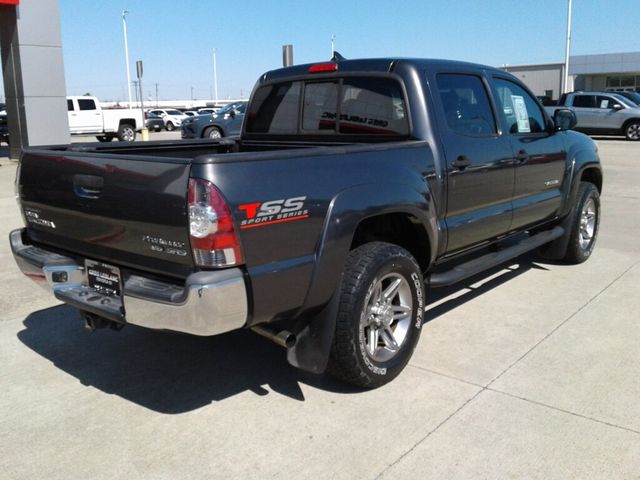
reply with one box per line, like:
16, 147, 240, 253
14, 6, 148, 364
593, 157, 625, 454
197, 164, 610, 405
2, 0, 639, 102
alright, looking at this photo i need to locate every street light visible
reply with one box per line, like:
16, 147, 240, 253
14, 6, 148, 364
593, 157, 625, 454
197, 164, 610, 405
563, 0, 573, 94
212, 48, 218, 103
122, 10, 133, 106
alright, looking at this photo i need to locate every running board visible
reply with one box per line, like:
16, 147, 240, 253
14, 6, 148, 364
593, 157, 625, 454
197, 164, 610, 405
428, 226, 564, 288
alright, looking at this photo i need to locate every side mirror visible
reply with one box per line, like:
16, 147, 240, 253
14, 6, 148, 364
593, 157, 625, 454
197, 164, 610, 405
554, 108, 577, 131
229, 110, 236, 118
612, 103, 623, 110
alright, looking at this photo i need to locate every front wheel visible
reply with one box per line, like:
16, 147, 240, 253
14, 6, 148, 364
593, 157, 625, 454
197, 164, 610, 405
327, 242, 425, 388
561, 182, 600, 264
165, 121, 175, 131
625, 121, 640, 141
117, 124, 136, 142
203, 126, 222, 139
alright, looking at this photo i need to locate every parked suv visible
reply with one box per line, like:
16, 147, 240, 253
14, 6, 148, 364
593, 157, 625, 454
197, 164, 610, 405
147, 109, 188, 131
545, 91, 640, 140
181, 101, 247, 139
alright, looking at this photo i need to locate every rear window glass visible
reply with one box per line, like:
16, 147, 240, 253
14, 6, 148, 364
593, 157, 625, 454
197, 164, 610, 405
246, 77, 409, 136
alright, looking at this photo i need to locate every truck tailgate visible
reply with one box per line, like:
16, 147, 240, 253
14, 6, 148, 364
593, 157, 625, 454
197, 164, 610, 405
18, 150, 194, 278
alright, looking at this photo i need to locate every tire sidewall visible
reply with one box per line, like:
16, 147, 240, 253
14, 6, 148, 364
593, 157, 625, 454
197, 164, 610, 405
350, 246, 425, 384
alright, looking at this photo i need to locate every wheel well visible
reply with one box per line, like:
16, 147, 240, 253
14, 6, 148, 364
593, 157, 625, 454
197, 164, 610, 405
119, 119, 136, 129
622, 118, 640, 130
581, 167, 602, 193
350, 213, 430, 271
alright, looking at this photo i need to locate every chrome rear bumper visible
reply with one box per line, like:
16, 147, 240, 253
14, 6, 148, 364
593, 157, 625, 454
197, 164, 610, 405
10, 229, 248, 336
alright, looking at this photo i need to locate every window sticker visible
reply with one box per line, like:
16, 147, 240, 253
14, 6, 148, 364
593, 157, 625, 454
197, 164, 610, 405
600, 99, 609, 109
511, 95, 530, 133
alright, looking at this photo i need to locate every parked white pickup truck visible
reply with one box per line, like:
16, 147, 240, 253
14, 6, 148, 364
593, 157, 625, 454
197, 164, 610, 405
67, 96, 144, 142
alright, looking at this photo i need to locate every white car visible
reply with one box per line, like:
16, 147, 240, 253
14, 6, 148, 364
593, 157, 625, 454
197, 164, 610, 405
197, 107, 220, 115
147, 109, 188, 131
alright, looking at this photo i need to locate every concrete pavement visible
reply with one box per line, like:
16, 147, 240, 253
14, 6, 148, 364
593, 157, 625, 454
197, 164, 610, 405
0, 139, 638, 479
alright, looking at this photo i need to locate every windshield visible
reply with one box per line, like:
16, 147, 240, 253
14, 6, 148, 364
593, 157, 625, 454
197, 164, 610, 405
216, 103, 238, 115
622, 92, 640, 105
167, 110, 183, 116
611, 94, 637, 108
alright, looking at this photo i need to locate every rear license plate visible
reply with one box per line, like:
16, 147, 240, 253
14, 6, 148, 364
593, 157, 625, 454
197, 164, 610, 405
85, 260, 122, 297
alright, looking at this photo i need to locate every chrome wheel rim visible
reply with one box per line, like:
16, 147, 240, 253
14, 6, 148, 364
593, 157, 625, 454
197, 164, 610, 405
628, 124, 640, 140
121, 128, 134, 141
579, 197, 597, 250
209, 129, 222, 139
360, 273, 413, 362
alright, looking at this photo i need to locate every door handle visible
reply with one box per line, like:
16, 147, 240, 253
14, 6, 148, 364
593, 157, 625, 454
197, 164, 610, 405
452, 155, 471, 170
516, 150, 530, 163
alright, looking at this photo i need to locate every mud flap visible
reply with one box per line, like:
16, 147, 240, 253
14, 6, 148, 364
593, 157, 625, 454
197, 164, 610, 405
286, 289, 340, 374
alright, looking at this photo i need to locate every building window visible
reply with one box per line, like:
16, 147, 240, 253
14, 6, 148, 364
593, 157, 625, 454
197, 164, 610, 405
606, 75, 637, 89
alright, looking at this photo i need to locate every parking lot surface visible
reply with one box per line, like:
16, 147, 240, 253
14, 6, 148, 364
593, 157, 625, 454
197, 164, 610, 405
0, 139, 638, 479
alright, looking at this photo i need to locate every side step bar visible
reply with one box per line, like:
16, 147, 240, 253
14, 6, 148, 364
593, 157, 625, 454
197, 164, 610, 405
428, 226, 564, 288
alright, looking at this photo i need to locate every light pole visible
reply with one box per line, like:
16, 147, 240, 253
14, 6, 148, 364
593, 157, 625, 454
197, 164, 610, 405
563, 0, 573, 94
122, 10, 133, 106
331, 35, 336, 57
212, 48, 218, 103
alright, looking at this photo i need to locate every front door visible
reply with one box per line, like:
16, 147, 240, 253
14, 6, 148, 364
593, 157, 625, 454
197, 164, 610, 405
491, 77, 567, 230
434, 72, 515, 253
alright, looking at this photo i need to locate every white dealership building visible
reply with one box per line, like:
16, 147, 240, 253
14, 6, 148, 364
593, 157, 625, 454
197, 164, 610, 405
504, 52, 640, 101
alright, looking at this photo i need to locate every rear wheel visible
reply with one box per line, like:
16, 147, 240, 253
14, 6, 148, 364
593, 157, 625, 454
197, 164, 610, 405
625, 121, 640, 141
327, 242, 425, 388
117, 124, 136, 142
165, 121, 175, 131
203, 126, 222, 139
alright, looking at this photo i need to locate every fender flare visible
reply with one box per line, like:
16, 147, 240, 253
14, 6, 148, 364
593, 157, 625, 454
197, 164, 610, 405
287, 182, 438, 373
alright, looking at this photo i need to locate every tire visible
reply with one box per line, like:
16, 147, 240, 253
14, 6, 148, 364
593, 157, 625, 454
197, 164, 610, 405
117, 124, 136, 142
327, 242, 425, 388
96, 135, 113, 142
624, 121, 640, 141
560, 182, 600, 264
165, 121, 175, 132
203, 126, 222, 139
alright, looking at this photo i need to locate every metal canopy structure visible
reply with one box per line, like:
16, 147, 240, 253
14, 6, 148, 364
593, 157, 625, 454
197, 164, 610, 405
0, 0, 70, 160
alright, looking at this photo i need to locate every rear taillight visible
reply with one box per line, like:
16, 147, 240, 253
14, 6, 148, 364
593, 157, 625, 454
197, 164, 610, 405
188, 178, 243, 267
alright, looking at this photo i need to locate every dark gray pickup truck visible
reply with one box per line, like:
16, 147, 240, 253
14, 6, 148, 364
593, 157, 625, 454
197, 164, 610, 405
11, 56, 602, 388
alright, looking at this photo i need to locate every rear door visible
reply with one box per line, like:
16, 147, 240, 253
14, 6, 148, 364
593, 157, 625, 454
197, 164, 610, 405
490, 76, 567, 230
432, 71, 515, 253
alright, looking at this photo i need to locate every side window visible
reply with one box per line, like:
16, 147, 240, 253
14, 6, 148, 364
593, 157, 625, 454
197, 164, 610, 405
67, 99, 74, 111
572, 95, 595, 108
493, 78, 546, 134
245, 82, 301, 134
78, 99, 96, 111
596, 96, 619, 109
436, 74, 496, 136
